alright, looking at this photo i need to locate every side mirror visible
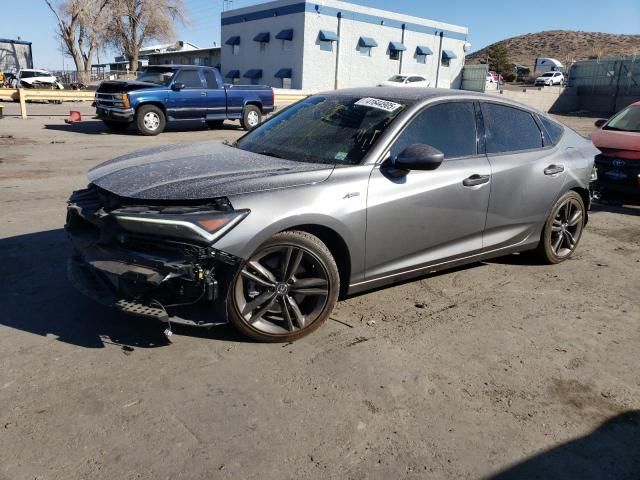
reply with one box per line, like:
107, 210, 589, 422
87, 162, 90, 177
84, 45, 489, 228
172, 82, 185, 91
393, 144, 444, 170
594, 119, 607, 128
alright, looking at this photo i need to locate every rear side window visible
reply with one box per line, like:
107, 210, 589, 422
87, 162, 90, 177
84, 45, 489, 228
391, 102, 477, 159
538, 115, 564, 145
483, 103, 543, 154
174, 70, 203, 88
203, 70, 219, 89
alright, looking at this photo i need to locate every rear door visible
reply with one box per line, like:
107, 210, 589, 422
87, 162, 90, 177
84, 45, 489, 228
364, 101, 491, 281
166, 69, 207, 120
202, 68, 227, 120
480, 101, 567, 249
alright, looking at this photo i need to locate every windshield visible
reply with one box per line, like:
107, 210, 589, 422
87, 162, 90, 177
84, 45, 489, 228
541, 73, 554, 77
604, 105, 640, 132
236, 95, 407, 165
388, 75, 407, 83
136, 67, 176, 86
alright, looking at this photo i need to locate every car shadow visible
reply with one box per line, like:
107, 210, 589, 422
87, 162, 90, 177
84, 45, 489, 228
486, 410, 640, 479
0, 229, 249, 350
43, 120, 244, 135
591, 199, 640, 216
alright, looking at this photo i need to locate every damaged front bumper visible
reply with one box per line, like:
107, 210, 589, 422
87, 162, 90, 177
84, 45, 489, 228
65, 186, 244, 327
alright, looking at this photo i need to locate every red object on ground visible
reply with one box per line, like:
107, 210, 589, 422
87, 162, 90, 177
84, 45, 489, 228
64, 111, 82, 124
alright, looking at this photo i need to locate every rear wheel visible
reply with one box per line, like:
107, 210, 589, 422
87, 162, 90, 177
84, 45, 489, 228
240, 105, 262, 130
536, 191, 586, 264
103, 120, 130, 132
228, 231, 340, 342
135, 105, 165, 136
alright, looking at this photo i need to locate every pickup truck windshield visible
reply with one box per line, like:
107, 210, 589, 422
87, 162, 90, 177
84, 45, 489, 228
604, 105, 640, 132
136, 67, 176, 86
236, 95, 406, 165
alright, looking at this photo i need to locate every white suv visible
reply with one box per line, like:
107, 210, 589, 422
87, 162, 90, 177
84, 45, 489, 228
11, 69, 64, 89
534, 71, 564, 86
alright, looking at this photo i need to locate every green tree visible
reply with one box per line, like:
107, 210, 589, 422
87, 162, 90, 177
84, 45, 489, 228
485, 44, 512, 77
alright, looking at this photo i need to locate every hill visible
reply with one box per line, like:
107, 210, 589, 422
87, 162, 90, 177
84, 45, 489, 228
467, 30, 640, 68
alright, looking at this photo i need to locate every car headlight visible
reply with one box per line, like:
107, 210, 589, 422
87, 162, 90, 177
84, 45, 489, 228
113, 209, 250, 243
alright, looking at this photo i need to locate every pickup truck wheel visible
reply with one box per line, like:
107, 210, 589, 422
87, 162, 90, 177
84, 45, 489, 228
136, 105, 165, 136
241, 105, 262, 130
103, 120, 130, 132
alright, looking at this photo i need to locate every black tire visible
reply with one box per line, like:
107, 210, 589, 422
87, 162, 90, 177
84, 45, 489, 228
536, 190, 586, 264
135, 104, 165, 136
103, 120, 130, 132
240, 105, 262, 131
228, 231, 340, 342
206, 119, 224, 129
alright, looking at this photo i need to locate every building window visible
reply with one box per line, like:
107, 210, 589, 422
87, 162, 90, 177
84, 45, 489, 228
232, 78, 240, 85
359, 45, 371, 56
275, 68, 292, 89
319, 40, 333, 52
232, 44, 240, 55
441, 55, 450, 67
282, 39, 292, 51
259, 42, 267, 53
389, 49, 400, 61
441, 50, 457, 67
282, 77, 292, 89
417, 55, 427, 64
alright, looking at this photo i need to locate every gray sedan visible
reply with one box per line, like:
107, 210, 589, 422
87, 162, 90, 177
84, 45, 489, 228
66, 88, 597, 341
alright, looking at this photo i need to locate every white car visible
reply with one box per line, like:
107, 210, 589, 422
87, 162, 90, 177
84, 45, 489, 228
11, 69, 64, 89
534, 71, 564, 86
378, 74, 430, 87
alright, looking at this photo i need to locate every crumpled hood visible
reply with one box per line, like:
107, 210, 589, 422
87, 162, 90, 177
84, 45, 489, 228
88, 141, 334, 200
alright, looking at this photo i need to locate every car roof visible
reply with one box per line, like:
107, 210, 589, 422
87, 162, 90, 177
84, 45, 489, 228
315, 87, 556, 117
146, 65, 213, 69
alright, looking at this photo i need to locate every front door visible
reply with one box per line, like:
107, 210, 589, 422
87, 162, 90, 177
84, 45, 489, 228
365, 101, 491, 281
167, 69, 207, 120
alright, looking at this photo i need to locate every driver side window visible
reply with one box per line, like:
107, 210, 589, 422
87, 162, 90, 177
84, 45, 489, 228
390, 102, 477, 159
173, 70, 203, 89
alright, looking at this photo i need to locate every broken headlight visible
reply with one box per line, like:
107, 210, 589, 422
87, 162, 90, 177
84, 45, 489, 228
113, 210, 250, 244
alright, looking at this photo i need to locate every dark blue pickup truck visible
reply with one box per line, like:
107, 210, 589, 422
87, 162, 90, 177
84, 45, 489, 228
94, 65, 275, 135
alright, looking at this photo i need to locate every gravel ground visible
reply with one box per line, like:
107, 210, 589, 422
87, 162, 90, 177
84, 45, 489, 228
0, 110, 639, 480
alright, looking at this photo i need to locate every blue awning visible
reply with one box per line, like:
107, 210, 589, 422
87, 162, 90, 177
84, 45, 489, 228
319, 30, 338, 42
416, 46, 433, 56
225, 36, 240, 46
389, 41, 406, 51
358, 37, 378, 48
275, 29, 294, 40
243, 69, 263, 79
274, 68, 292, 78
253, 32, 270, 43
225, 70, 240, 78
442, 49, 457, 60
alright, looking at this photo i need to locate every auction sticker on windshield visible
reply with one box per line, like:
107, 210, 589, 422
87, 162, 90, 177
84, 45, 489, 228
355, 97, 403, 112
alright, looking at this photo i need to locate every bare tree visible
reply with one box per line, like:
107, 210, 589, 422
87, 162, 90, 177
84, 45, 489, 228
44, 0, 111, 83
107, 0, 186, 73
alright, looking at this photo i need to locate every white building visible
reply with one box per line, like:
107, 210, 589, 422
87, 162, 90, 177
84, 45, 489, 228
220, 0, 469, 91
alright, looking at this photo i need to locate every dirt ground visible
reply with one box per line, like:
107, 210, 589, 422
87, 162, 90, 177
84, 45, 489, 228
0, 105, 639, 480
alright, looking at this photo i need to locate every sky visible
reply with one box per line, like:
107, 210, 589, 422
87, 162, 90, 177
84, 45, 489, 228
8, 0, 640, 71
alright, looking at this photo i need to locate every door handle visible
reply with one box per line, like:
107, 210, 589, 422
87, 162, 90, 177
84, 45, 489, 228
200, 92, 207, 96
462, 174, 490, 187
544, 164, 564, 175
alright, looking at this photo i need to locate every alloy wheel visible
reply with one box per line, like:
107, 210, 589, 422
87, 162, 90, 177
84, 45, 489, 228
550, 197, 584, 257
233, 245, 330, 335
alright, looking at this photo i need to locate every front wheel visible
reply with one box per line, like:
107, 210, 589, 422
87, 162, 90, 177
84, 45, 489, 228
135, 105, 165, 136
240, 105, 262, 130
228, 231, 340, 342
536, 191, 586, 264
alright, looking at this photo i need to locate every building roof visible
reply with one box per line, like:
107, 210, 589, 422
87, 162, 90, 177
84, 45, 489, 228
148, 46, 221, 56
0, 38, 32, 45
